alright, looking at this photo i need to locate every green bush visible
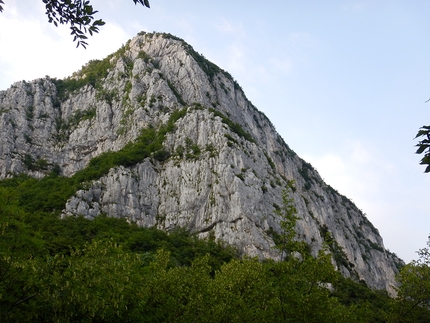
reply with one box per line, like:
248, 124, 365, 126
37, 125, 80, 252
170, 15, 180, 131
7, 108, 188, 215
52, 58, 113, 102
209, 108, 255, 143
0, 176, 419, 322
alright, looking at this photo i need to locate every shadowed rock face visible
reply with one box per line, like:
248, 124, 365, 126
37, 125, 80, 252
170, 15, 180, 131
0, 32, 402, 293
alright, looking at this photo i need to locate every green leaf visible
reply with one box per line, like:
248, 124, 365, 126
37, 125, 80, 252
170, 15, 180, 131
416, 144, 429, 154
420, 155, 430, 164
93, 19, 105, 26
414, 127, 430, 139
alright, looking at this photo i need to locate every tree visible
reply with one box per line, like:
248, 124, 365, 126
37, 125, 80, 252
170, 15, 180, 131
0, 0, 150, 48
415, 125, 430, 173
273, 189, 308, 260
269, 189, 352, 322
31, 239, 145, 322
392, 236, 430, 322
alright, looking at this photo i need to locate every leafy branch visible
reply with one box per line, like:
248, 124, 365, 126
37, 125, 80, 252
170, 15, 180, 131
1, 1, 150, 48
414, 125, 430, 173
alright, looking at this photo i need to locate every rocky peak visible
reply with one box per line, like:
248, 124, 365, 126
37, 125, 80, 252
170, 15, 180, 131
0, 32, 403, 293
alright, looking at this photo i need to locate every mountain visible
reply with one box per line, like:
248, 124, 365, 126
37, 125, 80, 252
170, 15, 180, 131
0, 32, 402, 292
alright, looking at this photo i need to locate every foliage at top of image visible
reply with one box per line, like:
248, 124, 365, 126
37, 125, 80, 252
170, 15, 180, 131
415, 125, 430, 173
0, 1, 150, 48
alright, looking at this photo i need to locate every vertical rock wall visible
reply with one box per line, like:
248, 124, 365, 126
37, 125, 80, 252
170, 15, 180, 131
0, 32, 402, 292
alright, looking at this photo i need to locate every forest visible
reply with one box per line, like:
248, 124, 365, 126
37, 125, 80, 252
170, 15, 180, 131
1, 171, 429, 322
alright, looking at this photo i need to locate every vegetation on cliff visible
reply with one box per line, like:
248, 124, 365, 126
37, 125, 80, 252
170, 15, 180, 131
1, 180, 429, 322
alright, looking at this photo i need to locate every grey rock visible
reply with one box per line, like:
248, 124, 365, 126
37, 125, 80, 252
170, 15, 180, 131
0, 32, 402, 294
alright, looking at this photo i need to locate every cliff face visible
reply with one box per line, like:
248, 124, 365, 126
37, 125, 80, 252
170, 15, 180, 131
0, 32, 402, 292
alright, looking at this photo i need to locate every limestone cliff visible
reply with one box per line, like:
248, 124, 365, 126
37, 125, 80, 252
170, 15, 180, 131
0, 32, 402, 292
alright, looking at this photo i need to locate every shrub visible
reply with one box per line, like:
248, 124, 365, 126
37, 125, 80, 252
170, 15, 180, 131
209, 108, 255, 143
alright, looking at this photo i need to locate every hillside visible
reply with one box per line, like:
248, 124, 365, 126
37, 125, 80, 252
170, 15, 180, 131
0, 32, 402, 292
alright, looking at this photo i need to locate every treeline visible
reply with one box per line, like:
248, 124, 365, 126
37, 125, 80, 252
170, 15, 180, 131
1, 179, 429, 322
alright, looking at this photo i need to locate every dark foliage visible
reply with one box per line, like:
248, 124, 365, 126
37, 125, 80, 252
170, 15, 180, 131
1, 108, 187, 216
52, 57, 113, 101
415, 125, 430, 173
2, 177, 430, 321
209, 108, 256, 143
0, 1, 149, 47
1, 1, 149, 47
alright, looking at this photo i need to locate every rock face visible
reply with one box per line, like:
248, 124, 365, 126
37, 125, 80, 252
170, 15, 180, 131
0, 32, 402, 292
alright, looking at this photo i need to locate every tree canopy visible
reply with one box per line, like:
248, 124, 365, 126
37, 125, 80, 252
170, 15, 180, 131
0, 0, 150, 48
393, 236, 430, 322
1, 161, 429, 322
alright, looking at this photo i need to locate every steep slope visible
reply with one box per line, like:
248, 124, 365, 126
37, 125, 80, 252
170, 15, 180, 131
0, 32, 402, 292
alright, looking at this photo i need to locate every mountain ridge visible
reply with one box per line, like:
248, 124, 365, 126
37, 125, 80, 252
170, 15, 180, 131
0, 32, 402, 292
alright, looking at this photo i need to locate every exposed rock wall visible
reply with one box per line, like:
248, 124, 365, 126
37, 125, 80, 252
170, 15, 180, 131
0, 32, 402, 292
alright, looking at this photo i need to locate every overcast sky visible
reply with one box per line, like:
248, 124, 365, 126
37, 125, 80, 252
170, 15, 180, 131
1, 0, 429, 263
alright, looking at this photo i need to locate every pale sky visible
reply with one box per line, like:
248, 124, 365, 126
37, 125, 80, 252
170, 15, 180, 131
1, 0, 429, 263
